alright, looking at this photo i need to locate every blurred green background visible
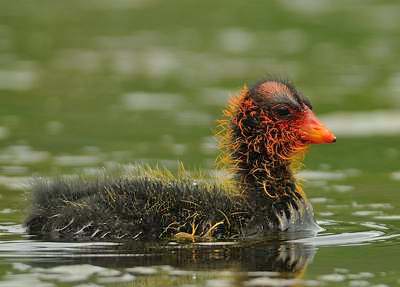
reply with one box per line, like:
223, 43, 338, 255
1, 0, 399, 173
0, 1, 400, 286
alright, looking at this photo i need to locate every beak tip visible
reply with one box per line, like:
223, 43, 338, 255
301, 108, 336, 144
325, 133, 336, 144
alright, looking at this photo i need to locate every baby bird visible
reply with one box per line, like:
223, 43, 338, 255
25, 78, 336, 241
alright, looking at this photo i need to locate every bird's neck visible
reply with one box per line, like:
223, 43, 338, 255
231, 133, 302, 205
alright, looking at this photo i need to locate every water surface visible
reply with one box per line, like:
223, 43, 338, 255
0, 0, 400, 286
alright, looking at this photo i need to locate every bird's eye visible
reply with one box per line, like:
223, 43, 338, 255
273, 106, 291, 118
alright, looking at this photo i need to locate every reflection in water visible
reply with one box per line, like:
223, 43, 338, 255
2, 227, 397, 286
0, 233, 317, 286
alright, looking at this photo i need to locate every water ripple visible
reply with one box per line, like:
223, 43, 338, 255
293, 231, 400, 246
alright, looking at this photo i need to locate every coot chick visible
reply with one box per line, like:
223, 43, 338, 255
25, 78, 336, 241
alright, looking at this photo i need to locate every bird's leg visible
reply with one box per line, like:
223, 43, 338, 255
174, 216, 199, 242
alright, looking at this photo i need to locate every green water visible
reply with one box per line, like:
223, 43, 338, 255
1, 0, 400, 286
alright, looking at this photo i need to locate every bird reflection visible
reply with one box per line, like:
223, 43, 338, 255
82, 232, 316, 280
19, 232, 316, 285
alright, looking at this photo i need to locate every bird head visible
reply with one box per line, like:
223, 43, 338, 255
249, 79, 336, 156
219, 79, 336, 166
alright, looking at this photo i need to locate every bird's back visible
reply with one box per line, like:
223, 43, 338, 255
25, 170, 247, 241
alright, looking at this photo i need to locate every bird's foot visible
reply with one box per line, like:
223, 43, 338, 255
174, 220, 225, 242
174, 220, 199, 242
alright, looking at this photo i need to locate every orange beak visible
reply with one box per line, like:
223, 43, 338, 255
300, 108, 336, 144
